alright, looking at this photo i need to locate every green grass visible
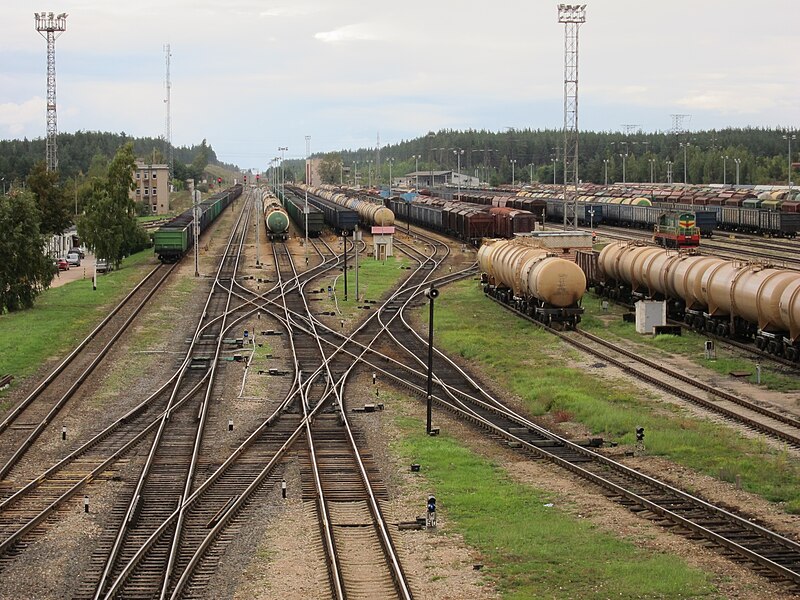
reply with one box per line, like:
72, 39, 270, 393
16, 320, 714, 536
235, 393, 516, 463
393, 414, 718, 599
580, 294, 800, 391
0, 249, 158, 407
324, 255, 410, 321
430, 280, 800, 513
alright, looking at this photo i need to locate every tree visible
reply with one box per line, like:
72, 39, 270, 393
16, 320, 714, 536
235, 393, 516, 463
78, 143, 148, 267
318, 152, 343, 184
26, 160, 72, 235
0, 190, 54, 313
191, 139, 210, 178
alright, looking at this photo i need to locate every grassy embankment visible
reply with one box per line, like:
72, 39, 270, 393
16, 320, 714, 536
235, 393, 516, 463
0, 249, 157, 409
393, 412, 717, 598
580, 293, 800, 392
428, 279, 800, 513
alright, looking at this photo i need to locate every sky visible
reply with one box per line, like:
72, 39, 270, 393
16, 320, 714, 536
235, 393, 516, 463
2, 1, 798, 170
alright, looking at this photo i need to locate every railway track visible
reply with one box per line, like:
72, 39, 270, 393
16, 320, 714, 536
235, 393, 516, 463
0, 262, 177, 483
374, 279, 800, 592
81, 193, 255, 599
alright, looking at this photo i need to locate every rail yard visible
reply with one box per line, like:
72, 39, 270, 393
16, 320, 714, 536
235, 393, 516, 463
3, 183, 800, 600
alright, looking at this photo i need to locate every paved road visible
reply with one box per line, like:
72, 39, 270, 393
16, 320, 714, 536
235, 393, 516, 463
51, 252, 97, 289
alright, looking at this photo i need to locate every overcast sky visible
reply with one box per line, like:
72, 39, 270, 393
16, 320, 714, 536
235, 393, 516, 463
2, 1, 798, 170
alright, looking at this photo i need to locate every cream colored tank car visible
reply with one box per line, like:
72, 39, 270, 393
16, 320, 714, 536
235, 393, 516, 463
598, 242, 800, 343
478, 239, 586, 307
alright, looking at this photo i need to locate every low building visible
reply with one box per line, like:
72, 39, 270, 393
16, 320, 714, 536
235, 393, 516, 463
400, 170, 480, 189
131, 162, 170, 214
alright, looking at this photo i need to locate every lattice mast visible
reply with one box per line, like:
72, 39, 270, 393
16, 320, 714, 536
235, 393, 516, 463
164, 44, 173, 177
558, 4, 585, 230
35, 12, 68, 172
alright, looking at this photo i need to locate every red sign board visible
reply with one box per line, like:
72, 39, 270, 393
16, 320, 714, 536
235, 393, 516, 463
371, 226, 395, 234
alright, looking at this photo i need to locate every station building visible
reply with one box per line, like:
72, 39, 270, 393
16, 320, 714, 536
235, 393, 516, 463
398, 170, 480, 189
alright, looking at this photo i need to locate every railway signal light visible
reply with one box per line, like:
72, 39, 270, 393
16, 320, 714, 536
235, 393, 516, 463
244, 175, 247, 184
217, 177, 222, 186
426, 495, 437, 529
636, 427, 644, 442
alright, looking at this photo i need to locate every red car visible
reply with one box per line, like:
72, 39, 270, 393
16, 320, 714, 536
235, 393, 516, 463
56, 258, 70, 271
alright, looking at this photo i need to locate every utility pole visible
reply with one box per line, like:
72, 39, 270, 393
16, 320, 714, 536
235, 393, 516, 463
35, 12, 68, 172
305, 136, 311, 264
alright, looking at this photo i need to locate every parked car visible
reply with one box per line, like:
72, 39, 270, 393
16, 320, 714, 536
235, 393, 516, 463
95, 258, 110, 273
66, 251, 81, 266
69, 246, 85, 259
56, 258, 70, 271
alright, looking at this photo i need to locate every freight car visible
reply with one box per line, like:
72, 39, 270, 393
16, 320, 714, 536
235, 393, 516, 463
292, 186, 358, 234
387, 196, 537, 242
153, 184, 242, 263
296, 184, 395, 228
595, 242, 800, 359
478, 238, 586, 327
262, 191, 290, 241
280, 189, 325, 237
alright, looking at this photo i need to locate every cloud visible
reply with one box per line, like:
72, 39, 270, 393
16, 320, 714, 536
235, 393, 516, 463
314, 23, 379, 44
0, 97, 45, 136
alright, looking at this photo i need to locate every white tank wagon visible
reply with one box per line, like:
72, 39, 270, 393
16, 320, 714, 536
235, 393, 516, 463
478, 238, 586, 327
598, 242, 800, 359
299, 184, 395, 228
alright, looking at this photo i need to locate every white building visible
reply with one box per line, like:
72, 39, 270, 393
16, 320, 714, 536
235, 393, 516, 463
399, 170, 480, 189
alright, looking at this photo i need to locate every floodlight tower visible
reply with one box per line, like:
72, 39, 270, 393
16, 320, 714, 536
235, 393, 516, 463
35, 12, 68, 172
558, 4, 586, 230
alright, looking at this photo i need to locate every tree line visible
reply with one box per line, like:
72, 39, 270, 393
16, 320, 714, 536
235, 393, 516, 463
283, 127, 796, 188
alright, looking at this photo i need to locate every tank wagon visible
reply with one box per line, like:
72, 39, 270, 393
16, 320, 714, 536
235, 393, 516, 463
297, 184, 395, 228
287, 185, 358, 234
153, 184, 242, 263
279, 188, 324, 237
597, 242, 800, 359
261, 191, 290, 241
478, 238, 586, 327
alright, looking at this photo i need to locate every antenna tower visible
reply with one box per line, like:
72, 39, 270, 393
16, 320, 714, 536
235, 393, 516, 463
35, 12, 68, 172
164, 44, 173, 176
558, 4, 586, 230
